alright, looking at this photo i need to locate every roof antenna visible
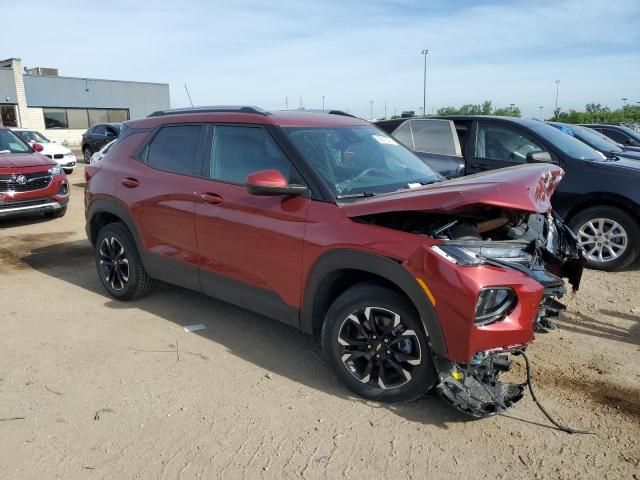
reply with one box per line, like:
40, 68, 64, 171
184, 84, 194, 107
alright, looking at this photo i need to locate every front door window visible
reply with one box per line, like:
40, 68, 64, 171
475, 123, 544, 163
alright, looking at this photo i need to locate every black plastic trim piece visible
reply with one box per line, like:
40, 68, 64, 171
199, 269, 299, 328
148, 106, 271, 118
301, 249, 447, 356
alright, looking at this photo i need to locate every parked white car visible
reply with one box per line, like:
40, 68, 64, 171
90, 140, 115, 164
12, 128, 77, 174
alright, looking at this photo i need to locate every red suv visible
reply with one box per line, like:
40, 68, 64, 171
85, 107, 584, 417
0, 127, 69, 220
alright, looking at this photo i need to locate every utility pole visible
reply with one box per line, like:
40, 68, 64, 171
384, 99, 387, 119
322, 96, 325, 112
421, 49, 429, 117
554, 80, 561, 120
369, 100, 374, 121
285, 96, 288, 110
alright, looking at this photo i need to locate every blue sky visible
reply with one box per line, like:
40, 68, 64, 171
2, 0, 639, 118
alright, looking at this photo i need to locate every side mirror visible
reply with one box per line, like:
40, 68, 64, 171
32, 143, 44, 152
526, 151, 556, 164
106, 130, 116, 138
245, 169, 307, 196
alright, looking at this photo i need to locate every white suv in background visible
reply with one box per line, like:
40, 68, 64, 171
12, 128, 77, 174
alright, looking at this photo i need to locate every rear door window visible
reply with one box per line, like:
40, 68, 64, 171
144, 124, 203, 175
408, 119, 461, 156
93, 125, 107, 136
600, 128, 627, 144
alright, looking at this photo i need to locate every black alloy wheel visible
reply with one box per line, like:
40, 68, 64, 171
99, 236, 130, 291
338, 306, 421, 390
322, 283, 437, 403
94, 222, 152, 300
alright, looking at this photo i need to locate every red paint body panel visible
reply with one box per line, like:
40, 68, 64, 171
340, 164, 565, 217
194, 178, 309, 307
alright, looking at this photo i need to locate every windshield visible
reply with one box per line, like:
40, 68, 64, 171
529, 122, 602, 160
0, 129, 31, 154
284, 126, 442, 196
572, 125, 622, 154
16, 130, 50, 143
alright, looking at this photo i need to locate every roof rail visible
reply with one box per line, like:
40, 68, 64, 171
147, 106, 270, 118
328, 110, 356, 118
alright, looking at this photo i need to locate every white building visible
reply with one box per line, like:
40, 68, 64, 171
0, 57, 170, 146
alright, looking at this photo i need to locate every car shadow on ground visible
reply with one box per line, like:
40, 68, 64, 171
18, 239, 495, 430
0, 214, 58, 230
556, 310, 639, 346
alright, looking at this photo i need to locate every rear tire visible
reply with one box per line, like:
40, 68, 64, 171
569, 206, 640, 271
95, 222, 152, 300
321, 283, 437, 403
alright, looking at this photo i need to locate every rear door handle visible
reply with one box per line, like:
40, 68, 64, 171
121, 177, 139, 188
200, 192, 223, 205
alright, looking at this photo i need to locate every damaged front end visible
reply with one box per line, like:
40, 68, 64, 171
345, 165, 585, 417
435, 350, 525, 418
357, 208, 585, 416
430, 210, 585, 332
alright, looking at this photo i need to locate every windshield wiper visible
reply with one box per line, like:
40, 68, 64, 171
336, 191, 376, 199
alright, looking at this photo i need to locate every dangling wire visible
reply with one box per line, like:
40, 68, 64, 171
515, 350, 594, 435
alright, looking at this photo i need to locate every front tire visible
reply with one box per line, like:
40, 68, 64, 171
321, 283, 437, 403
63, 168, 73, 175
83, 147, 93, 164
569, 206, 640, 271
95, 222, 152, 300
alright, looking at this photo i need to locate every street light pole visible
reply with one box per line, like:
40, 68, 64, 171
554, 80, 560, 120
322, 96, 325, 112
421, 49, 429, 117
370, 100, 374, 121
622, 97, 628, 107
539, 106, 543, 118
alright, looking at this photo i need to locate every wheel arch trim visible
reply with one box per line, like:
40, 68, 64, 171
301, 249, 447, 357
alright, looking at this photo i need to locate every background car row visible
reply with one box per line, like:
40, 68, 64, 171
376, 116, 640, 271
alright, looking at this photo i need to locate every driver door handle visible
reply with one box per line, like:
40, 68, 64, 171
200, 192, 223, 205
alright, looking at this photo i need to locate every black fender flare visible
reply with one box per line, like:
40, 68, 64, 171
86, 198, 145, 254
301, 249, 447, 357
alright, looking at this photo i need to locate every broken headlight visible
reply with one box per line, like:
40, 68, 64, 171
432, 244, 532, 266
474, 287, 517, 325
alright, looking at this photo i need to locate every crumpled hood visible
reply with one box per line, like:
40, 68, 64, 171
0, 152, 56, 169
340, 164, 564, 217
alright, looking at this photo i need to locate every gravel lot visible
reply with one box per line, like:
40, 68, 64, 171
1, 167, 639, 479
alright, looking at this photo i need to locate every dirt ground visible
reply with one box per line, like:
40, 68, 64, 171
1, 167, 639, 480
